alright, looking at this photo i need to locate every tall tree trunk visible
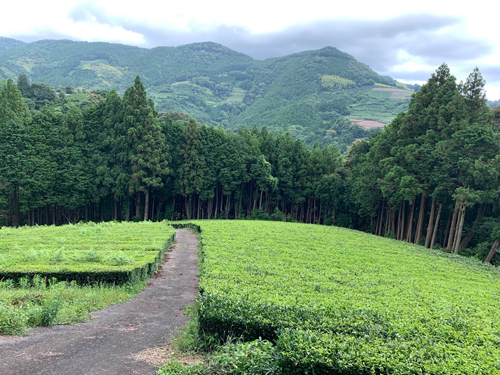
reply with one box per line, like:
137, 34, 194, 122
171, 196, 176, 220
185, 195, 192, 220
377, 203, 385, 236
247, 181, 253, 216
414, 191, 427, 244
125, 199, 130, 221
484, 238, 500, 263
398, 201, 405, 240
447, 200, 460, 251
113, 200, 118, 221
156, 200, 163, 222
406, 197, 416, 242
425, 196, 436, 248
144, 189, 150, 221
207, 197, 213, 220
453, 203, 467, 255
214, 187, 219, 219
135, 192, 141, 218
459, 204, 486, 251
197, 195, 201, 220
85, 204, 88, 222
430, 203, 443, 250
318, 200, 322, 225
390, 207, 396, 235
225, 194, 230, 219
384, 205, 391, 237
13, 186, 19, 227
259, 190, 264, 210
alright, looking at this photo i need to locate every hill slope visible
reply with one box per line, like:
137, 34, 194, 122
0, 38, 412, 148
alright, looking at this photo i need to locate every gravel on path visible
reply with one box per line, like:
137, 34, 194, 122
0, 229, 199, 375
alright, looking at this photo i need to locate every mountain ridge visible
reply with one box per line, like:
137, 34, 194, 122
0, 37, 412, 150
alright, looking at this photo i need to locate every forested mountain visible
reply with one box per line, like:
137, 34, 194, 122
0, 38, 413, 150
0, 65, 499, 264
0, 37, 25, 52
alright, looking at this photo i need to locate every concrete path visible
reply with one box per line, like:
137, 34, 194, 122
0, 229, 199, 375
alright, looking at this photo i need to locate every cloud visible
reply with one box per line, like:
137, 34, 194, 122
5, 4, 496, 93
101, 12, 493, 79
480, 66, 500, 83
68, 2, 115, 26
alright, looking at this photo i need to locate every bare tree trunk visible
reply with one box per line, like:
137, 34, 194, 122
144, 189, 150, 221
171, 196, 176, 220
13, 186, 19, 227
390, 207, 396, 235
406, 197, 416, 242
113, 200, 118, 221
214, 187, 219, 219
453, 203, 467, 255
318, 200, 322, 225
151, 197, 156, 221
447, 200, 459, 251
125, 199, 130, 221
185, 195, 191, 220
247, 181, 253, 216
207, 197, 212, 220
460, 204, 486, 251
399, 201, 406, 240
425, 196, 436, 248
377, 203, 385, 236
484, 239, 500, 263
156, 200, 163, 222
135, 192, 141, 218
85, 204, 88, 222
414, 191, 427, 244
384, 205, 390, 236
259, 190, 264, 210
197, 195, 201, 219
430, 203, 443, 250
225, 194, 231, 219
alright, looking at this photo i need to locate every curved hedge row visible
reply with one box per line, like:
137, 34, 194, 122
193, 220, 500, 374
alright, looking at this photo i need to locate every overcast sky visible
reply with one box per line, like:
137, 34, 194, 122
2, 0, 499, 100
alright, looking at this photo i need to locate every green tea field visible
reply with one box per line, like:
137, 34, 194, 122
0, 221, 175, 335
189, 220, 500, 374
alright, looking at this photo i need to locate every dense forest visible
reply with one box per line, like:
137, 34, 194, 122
0, 64, 499, 264
0, 38, 414, 150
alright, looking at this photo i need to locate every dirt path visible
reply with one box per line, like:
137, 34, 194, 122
0, 229, 199, 375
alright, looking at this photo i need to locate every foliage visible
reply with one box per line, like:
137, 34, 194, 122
0, 274, 146, 335
321, 75, 355, 89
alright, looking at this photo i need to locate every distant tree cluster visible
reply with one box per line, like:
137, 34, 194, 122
1, 66, 499, 263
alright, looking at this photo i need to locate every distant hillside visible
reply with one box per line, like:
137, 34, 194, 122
0, 38, 412, 150
0, 37, 25, 52
488, 99, 500, 107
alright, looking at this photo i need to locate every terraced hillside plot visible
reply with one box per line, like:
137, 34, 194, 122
372, 87, 412, 99
193, 220, 500, 374
0, 221, 176, 284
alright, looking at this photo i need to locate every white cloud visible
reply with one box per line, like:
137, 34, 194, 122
1, 0, 498, 99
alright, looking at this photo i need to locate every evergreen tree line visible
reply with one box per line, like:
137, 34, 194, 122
0, 66, 499, 263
